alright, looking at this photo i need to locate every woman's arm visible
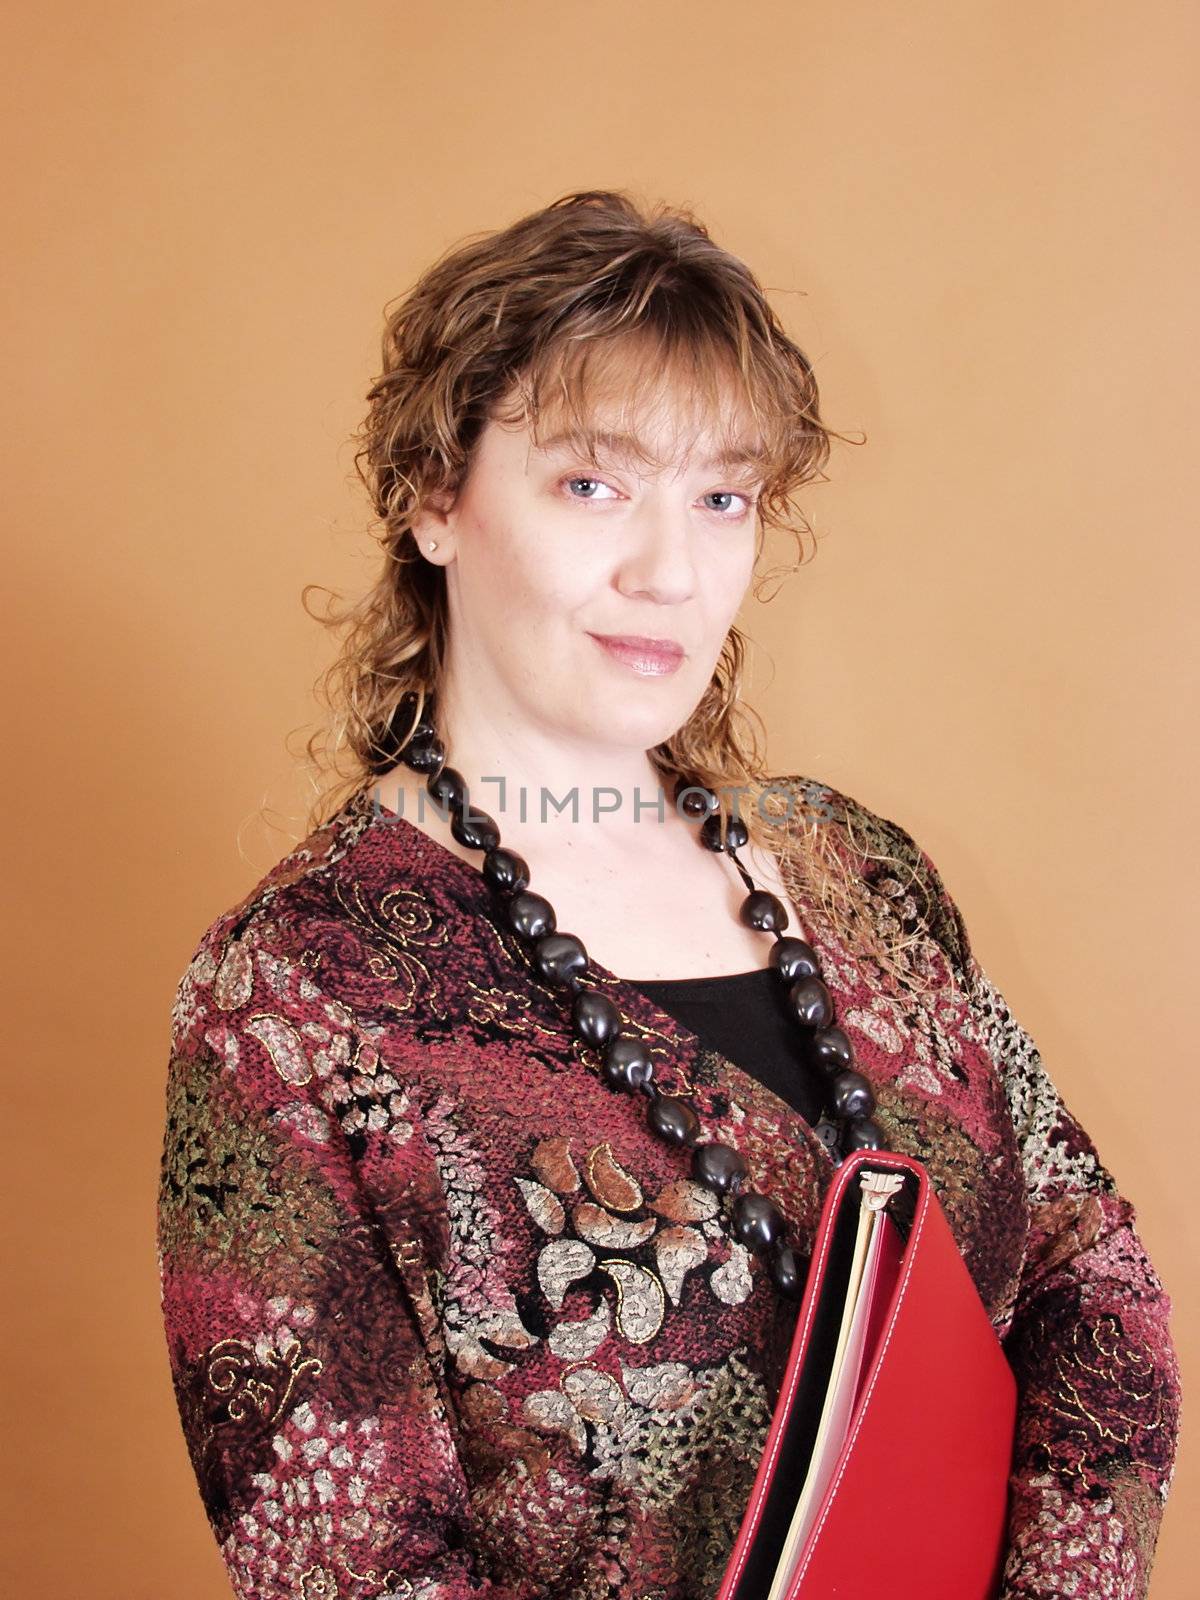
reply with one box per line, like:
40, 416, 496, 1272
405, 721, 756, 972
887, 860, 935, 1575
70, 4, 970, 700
903, 833, 1182, 1600
156, 917, 524, 1600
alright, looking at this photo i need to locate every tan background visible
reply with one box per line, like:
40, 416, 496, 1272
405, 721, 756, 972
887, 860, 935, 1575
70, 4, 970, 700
3, 3, 1194, 1595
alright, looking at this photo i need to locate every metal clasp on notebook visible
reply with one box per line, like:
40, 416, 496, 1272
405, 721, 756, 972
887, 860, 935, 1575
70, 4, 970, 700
859, 1170, 905, 1211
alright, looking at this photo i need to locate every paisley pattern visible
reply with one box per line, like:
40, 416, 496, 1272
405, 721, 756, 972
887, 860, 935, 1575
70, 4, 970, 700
156, 776, 1180, 1599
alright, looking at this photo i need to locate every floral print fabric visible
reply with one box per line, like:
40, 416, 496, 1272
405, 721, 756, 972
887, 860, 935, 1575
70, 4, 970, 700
156, 776, 1180, 1598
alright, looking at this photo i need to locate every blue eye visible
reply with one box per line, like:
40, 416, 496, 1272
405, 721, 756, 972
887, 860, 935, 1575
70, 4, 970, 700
704, 489, 742, 515
560, 475, 756, 517
564, 476, 617, 500
704, 491, 754, 516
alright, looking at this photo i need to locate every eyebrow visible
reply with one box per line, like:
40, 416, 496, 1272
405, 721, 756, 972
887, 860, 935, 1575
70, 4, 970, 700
532, 427, 767, 473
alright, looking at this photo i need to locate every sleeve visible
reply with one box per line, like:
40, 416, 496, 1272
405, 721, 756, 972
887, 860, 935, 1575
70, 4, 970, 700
899, 830, 1182, 1600
155, 925, 524, 1600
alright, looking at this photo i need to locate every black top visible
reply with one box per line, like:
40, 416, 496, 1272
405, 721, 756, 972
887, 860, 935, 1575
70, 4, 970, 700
625, 966, 825, 1126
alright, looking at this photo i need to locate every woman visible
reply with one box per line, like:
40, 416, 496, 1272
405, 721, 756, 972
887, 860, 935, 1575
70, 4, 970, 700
157, 189, 1180, 1600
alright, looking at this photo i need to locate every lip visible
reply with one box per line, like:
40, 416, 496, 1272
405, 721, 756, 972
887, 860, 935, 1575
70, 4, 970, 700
588, 632, 686, 677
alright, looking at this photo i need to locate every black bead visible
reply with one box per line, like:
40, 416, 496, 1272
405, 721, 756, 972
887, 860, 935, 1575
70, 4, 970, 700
677, 785, 715, 819
768, 1241, 806, 1299
482, 846, 530, 895
740, 890, 789, 933
391, 693, 436, 750
450, 805, 501, 853
602, 1034, 655, 1093
700, 812, 750, 852
427, 765, 467, 811
647, 1093, 700, 1146
829, 1069, 875, 1120
811, 1025, 854, 1075
395, 691, 434, 740
691, 1141, 748, 1196
731, 1190, 785, 1252
843, 1116, 886, 1154
770, 937, 820, 983
534, 931, 589, 989
572, 989, 621, 1049
404, 733, 445, 774
725, 816, 750, 850
813, 1118, 841, 1153
508, 891, 556, 941
787, 975, 834, 1029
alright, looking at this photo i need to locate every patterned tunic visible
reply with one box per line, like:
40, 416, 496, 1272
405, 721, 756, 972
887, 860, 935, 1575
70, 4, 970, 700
156, 776, 1180, 1599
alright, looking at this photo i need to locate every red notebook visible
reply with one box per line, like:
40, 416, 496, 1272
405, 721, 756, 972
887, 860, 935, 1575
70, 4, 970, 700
717, 1150, 1017, 1600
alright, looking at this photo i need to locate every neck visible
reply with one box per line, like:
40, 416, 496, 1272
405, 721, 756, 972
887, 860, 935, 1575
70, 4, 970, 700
374, 691, 691, 865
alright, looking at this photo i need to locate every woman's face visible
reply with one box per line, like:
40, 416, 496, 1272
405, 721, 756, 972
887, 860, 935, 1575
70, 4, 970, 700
418, 389, 765, 757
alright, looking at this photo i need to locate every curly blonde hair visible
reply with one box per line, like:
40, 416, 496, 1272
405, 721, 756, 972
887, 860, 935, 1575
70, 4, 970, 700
299, 188, 941, 992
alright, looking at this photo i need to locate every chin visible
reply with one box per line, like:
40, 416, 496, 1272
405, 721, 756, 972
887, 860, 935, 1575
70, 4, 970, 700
601, 702, 696, 752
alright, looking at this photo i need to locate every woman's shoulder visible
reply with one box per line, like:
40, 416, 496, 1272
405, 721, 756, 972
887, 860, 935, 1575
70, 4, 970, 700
766, 767, 921, 865
169, 787, 422, 1023
178, 793, 361, 959
766, 769, 975, 980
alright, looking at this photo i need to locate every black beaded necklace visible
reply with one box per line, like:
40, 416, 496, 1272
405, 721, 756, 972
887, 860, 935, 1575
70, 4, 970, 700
382, 698, 888, 1305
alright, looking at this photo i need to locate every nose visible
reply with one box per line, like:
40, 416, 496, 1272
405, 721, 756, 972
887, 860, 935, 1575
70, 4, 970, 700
615, 499, 696, 606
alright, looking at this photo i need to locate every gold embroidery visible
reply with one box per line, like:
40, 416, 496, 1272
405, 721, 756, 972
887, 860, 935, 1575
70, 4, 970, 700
464, 977, 564, 1042
330, 879, 442, 1016
393, 1235, 425, 1269
597, 1258, 666, 1343
205, 1336, 323, 1425
243, 1012, 313, 1086
584, 1142, 643, 1212
342, 1562, 410, 1592
297, 1567, 339, 1598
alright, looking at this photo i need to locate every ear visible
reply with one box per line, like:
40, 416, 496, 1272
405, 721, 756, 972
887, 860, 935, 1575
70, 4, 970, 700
410, 487, 457, 563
